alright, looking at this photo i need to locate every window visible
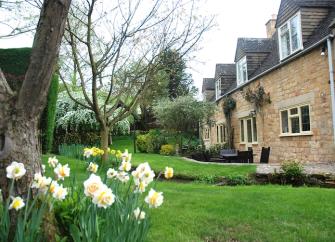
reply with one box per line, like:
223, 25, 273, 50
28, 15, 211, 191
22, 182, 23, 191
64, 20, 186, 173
278, 12, 302, 60
204, 127, 210, 140
236, 56, 248, 85
215, 78, 221, 100
280, 105, 311, 135
240, 117, 257, 143
216, 124, 226, 143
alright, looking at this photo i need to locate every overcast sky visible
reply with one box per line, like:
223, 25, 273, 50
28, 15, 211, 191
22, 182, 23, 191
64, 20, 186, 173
0, 0, 281, 97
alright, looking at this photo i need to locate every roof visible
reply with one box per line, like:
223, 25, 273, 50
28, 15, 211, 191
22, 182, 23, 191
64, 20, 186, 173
276, 0, 335, 27
202, 78, 215, 92
234, 38, 274, 62
214, 64, 236, 79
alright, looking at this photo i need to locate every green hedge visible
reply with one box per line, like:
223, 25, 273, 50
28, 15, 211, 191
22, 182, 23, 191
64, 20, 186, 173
0, 48, 58, 153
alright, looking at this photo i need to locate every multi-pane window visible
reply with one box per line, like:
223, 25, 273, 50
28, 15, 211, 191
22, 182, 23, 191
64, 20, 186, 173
204, 127, 210, 140
240, 117, 257, 143
278, 13, 302, 60
236, 56, 248, 86
215, 78, 221, 100
216, 124, 226, 143
280, 105, 311, 135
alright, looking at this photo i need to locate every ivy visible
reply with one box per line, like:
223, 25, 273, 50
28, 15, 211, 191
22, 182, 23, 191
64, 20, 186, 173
243, 85, 271, 111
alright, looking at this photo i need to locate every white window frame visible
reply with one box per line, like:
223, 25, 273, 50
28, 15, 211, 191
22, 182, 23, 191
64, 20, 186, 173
279, 104, 312, 137
278, 11, 303, 60
236, 56, 248, 86
216, 124, 226, 144
204, 127, 210, 140
240, 116, 257, 144
215, 78, 221, 100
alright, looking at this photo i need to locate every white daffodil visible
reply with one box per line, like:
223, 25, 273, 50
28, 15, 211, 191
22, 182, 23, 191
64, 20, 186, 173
133, 207, 146, 220
92, 184, 115, 208
83, 148, 93, 158
41, 164, 46, 173
119, 160, 131, 172
52, 184, 68, 200
134, 180, 147, 193
47, 156, 59, 168
84, 174, 103, 198
117, 171, 129, 183
87, 162, 99, 173
6, 161, 26, 180
31, 173, 52, 193
132, 162, 155, 185
164, 167, 174, 179
145, 188, 163, 208
9, 196, 25, 211
121, 149, 131, 161
106, 168, 118, 179
54, 164, 70, 180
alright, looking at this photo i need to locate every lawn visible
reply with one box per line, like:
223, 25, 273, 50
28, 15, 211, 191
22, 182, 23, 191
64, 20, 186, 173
149, 182, 335, 242
42, 152, 335, 242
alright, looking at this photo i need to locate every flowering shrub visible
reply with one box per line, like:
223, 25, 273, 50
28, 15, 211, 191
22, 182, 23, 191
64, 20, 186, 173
160, 144, 175, 156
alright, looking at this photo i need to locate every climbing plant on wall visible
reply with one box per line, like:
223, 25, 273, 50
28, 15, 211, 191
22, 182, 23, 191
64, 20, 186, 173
243, 84, 271, 112
222, 96, 236, 149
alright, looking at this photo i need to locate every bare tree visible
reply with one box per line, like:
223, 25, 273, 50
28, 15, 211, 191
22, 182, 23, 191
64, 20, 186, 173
60, 0, 213, 160
0, 0, 71, 198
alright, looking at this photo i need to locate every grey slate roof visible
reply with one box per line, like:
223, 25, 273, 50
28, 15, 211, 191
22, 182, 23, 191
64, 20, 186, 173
202, 78, 215, 92
214, 64, 236, 79
234, 38, 274, 62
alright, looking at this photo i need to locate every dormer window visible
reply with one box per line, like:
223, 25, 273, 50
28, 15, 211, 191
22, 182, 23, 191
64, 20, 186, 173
236, 56, 247, 86
278, 12, 303, 60
215, 78, 221, 100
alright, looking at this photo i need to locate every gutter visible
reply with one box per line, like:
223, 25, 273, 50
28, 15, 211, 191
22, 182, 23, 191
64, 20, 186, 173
217, 34, 334, 101
327, 37, 335, 144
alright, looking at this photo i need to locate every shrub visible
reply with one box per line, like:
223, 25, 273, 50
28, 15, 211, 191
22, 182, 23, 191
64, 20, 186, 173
281, 160, 305, 186
160, 144, 175, 156
136, 130, 167, 154
225, 175, 252, 186
208, 143, 228, 157
136, 134, 150, 153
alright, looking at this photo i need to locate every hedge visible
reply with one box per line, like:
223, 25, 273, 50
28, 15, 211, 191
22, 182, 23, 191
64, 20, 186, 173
0, 48, 58, 153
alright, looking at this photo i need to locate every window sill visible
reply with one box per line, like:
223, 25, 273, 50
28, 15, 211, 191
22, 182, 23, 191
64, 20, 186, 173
279, 132, 313, 137
239, 142, 258, 145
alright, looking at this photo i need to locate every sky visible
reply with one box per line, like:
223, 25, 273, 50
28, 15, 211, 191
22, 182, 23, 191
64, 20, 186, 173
0, 0, 281, 97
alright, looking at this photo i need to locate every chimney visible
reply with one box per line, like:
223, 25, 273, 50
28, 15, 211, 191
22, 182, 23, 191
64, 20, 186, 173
266, 14, 277, 38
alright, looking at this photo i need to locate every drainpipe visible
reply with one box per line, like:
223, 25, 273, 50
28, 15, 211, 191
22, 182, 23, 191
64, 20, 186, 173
327, 37, 335, 143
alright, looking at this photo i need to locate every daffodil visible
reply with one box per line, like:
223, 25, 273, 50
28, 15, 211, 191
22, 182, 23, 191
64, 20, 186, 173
83, 148, 93, 158
52, 184, 68, 200
84, 174, 103, 197
6, 161, 26, 180
117, 171, 129, 183
133, 207, 146, 220
54, 164, 70, 180
119, 160, 131, 172
121, 150, 132, 162
9, 196, 25, 211
41, 164, 46, 173
116, 150, 122, 159
145, 188, 163, 208
87, 162, 99, 173
47, 156, 59, 168
109, 149, 116, 155
31, 173, 52, 193
134, 180, 147, 193
164, 167, 174, 179
92, 184, 115, 208
107, 168, 118, 179
132, 162, 155, 185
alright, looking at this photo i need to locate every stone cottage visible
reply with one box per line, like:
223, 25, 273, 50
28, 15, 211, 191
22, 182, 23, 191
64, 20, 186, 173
201, 0, 335, 163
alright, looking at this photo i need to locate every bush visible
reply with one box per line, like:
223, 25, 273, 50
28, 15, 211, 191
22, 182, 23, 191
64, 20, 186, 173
281, 160, 305, 186
136, 134, 150, 153
136, 130, 167, 154
208, 143, 228, 157
160, 144, 175, 156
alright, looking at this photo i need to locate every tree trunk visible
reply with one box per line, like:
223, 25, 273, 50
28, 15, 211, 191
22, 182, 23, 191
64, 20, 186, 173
100, 126, 109, 162
0, 0, 71, 238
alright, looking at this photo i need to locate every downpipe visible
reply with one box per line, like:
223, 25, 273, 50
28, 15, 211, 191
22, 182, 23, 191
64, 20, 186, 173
327, 37, 335, 144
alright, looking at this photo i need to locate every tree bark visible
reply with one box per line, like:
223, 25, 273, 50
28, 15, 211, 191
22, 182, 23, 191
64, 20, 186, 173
100, 126, 109, 162
0, 0, 71, 199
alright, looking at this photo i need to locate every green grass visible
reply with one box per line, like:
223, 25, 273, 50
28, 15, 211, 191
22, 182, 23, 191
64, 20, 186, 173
111, 136, 255, 179
149, 182, 335, 242
42, 154, 335, 242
